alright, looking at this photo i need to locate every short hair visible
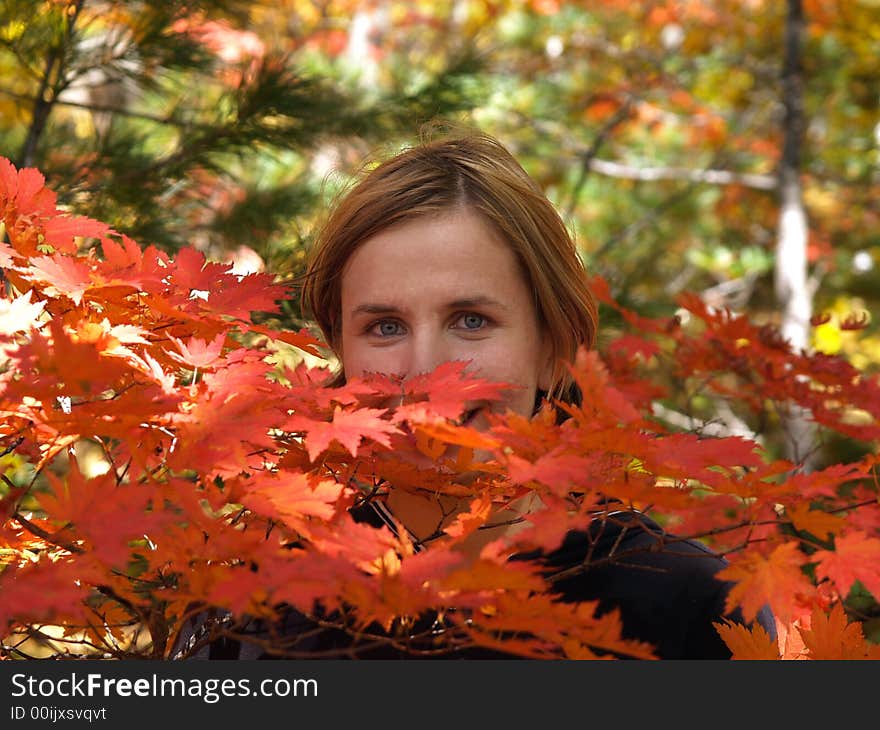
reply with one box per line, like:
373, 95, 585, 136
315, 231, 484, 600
301, 127, 598, 407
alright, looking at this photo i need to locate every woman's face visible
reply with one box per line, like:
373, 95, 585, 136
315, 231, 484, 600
339, 208, 552, 430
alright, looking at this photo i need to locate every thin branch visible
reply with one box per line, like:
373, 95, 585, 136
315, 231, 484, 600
592, 179, 699, 263
586, 157, 777, 191
650, 401, 762, 443
13, 512, 84, 554
0, 87, 213, 131
518, 114, 779, 196
0, 436, 24, 459
564, 97, 636, 218
0, 38, 44, 82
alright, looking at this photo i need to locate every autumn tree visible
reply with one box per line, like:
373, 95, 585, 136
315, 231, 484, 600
1, 0, 879, 660
0, 0, 483, 271
1, 158, 879, 660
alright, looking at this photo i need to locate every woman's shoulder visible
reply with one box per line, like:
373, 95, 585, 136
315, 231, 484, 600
540, 509, 729, 577
521, 509, 775, 659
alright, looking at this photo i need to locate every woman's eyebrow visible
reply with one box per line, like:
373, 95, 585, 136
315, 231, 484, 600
350, 296, 509, 317
350, 303, 402, 316
447, 296, 509, 311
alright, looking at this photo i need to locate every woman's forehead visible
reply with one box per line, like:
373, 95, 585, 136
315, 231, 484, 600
339, 212, 530, 307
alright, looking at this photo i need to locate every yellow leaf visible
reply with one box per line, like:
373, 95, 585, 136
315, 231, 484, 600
812, 322, 841, 354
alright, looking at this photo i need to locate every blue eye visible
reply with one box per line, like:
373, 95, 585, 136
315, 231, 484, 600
457, 313, 487, 330
370, 320, 404, 337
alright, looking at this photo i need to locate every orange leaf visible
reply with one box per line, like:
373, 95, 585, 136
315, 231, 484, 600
788, 502, 846, 540
239, 472, 344, 530
37, 457, 169, 567
439, 558, 546, 596
717, 541, 814, 624
244, 323, 324, 356
415, 429, 447, 460
443, 493, 493, 540
714, 619, 780, 660
776, 617, 809, 660
398, 360, 511, 421
415, 421, 500, 451
797, 603, 880, 660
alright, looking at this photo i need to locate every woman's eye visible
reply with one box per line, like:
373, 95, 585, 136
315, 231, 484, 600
455, 313, 487, 331
369, 320, 404, 337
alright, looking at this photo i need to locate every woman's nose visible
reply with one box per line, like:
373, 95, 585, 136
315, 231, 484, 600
406, 330, 452, 378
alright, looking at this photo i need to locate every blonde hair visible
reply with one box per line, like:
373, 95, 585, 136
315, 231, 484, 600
301, 128, 598, 407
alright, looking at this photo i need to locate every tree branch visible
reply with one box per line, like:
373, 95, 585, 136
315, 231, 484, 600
650, 401, 763, 444
564, 96, 637, 218
17, 0, 86, 168
0, 87, 213, 131
585, 157, 777, 191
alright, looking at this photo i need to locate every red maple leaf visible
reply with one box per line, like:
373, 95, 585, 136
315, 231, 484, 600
813, 531, 880, 601
130, 350, 178, 393
9, 166, 54, 215
165, 332, 227, 369
507, 494, 598, 555
442, 493, 493, 541
286, 405, 400, 461
307, 513, 408, 568
205, 270, 288, 319
10, 318, 132, 399
0, 159, 60, 257
642, 432, 764, 486
163, 247, 288, 320
98, 235, 169, 291
168, 390, 285, 477
37, 457, 170, 567
0, 558, 96, 632
25, 254, 93, 305
506, 449, 600, 496
564, 348, 644, 427
0, 159, 56, 220
42, 214, 111, 254
414, 420, 501, 452
396, 360, 511, 421
167, 247, 228, 293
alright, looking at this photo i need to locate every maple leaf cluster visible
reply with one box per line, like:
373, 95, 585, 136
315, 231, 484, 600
1, 157, 879, 660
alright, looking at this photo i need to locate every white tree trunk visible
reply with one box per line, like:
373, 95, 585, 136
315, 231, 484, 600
775, 0, 817, 467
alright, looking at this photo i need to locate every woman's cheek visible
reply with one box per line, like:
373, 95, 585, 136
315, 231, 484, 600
344, 344, 394, 380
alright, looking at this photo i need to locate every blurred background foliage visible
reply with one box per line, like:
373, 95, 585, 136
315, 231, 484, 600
1, 0, 879, 468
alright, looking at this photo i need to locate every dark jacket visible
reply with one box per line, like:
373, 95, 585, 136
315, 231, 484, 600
175, 503, 774, 660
